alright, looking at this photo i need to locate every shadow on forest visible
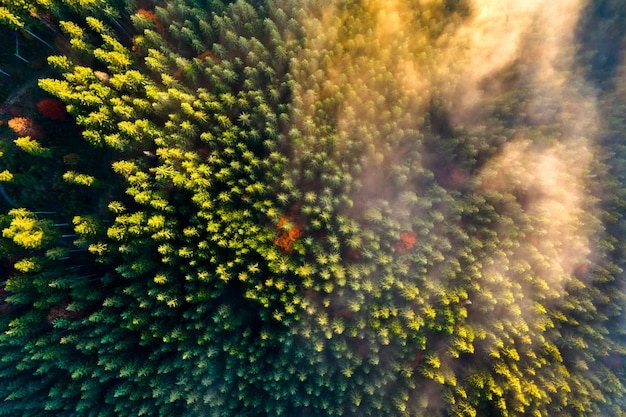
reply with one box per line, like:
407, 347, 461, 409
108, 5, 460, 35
576, 0, 626, 90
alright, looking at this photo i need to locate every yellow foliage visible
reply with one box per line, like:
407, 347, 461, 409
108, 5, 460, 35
0, 170, 13, 182
14, 257, 40, 272
154, 274, 167, 284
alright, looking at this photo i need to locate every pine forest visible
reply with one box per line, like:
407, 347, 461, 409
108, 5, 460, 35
0, 0, 625, 416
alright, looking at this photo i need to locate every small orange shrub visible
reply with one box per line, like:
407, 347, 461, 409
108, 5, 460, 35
274, 215, 304, 253
8, 117, 43, 138
395, 230, 417, 253
137, 9, 166, 35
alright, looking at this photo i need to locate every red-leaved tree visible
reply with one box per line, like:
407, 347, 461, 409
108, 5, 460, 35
37, 98, 67, 120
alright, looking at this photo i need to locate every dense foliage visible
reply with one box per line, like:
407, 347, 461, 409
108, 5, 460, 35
0, 0, 625, 416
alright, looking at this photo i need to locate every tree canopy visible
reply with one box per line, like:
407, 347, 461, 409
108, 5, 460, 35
0, 0, 625, 416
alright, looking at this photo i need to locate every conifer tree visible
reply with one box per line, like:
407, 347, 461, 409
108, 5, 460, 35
0, 0, 625, 416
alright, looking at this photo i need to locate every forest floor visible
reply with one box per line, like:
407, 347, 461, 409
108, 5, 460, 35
0, 25, 55, 103
0, 77, 41, 122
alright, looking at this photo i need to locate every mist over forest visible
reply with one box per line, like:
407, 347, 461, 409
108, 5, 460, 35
0, 0, 625, 416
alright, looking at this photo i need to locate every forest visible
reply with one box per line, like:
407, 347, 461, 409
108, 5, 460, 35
0, 0, 625, 416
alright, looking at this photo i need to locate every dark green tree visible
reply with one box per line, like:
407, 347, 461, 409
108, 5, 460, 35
0, 0, 624, 416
